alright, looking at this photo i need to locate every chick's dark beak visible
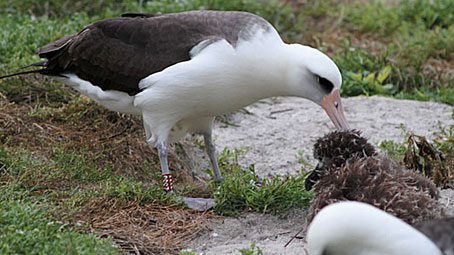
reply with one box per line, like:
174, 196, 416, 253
321, 89, 349, 130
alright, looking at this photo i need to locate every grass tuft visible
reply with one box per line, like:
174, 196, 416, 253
239, 243, 264, 255
379, 140, 407, 162
213, 148, 313, 216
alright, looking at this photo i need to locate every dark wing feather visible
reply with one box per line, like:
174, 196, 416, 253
121, 13, 161, 18
35, 11, 271, 95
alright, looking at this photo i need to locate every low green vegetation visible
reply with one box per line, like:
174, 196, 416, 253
179, 250, 199, 255
0, 142, 312, 251
239, 243, 264, 255
104, 177, 180, 205
333, 0, 454, 104
379, 140, 407, 162
0, 144, 180, 206
213, 148, 313, 216
0, 199, 118, 255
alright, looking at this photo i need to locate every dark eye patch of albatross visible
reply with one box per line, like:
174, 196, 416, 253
317, 75, 334, 94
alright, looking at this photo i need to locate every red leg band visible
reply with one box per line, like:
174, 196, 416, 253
162, 173, 173, 192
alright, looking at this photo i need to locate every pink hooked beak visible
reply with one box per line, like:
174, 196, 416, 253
321, 89, 349, 130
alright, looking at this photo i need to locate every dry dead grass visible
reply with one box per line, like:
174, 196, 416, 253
403, 134, 453, 188
75, 198, 217, 255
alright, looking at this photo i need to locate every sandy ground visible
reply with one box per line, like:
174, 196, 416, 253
212, 96, 453, 177
187, 96, 454, 255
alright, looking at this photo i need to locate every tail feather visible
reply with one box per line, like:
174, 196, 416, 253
0, 69, 44, 79
20, 61, 47, 69
0, 61, 48, 79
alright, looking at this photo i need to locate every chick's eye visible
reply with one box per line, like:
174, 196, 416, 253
317, 76, 334, 93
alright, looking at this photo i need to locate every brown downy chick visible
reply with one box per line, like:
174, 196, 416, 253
305, 130, 376, 190
307, 156, 443, 225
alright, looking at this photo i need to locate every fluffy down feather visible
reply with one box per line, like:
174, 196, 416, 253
305, 130, 376, 190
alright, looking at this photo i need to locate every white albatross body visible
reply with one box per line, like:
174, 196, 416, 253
136, 29, 342, 144
307, 201, 443, 255
59, 27, 342, 145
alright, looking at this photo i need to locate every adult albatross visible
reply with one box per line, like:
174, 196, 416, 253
0, 10, 349, 194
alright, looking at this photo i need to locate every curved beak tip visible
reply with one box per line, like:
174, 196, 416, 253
321, 89, 350, 130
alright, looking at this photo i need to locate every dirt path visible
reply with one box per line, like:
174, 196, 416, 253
187, 96, 453, 255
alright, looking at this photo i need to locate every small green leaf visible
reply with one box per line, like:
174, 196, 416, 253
365, 72, 376, 83
377, 66, 392, 84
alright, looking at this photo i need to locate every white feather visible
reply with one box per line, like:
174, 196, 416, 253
307, 201, 442, 255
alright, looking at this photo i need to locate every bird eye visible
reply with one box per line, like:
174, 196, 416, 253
317, 76, 334, 94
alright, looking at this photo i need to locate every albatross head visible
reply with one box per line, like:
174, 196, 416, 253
284, 44, 349, 129
306, 201, 442, 255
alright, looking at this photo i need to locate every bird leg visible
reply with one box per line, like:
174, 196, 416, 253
156, 141, 173, 192
203, 132, 222, 183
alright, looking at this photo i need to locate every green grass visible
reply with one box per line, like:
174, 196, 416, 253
0, 146, 112, 191
103, 177, 181, 205
239, 243, 264, 255
334, 0, 454, 104
0, 143, 313, 251
379, 140, 407, 162
433, 118, 454, 154
179, 249, 199, 255
0, 199, 118, 255
213, 148, 313, 216
343, 0, 454, 35
0, 142, 188, 252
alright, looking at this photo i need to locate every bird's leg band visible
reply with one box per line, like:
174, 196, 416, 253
157, 141, 172, 192
162, 173, 173, 192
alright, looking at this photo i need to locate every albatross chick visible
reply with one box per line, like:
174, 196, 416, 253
306, 130, 442, 225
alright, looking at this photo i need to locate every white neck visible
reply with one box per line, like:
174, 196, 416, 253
229, 32, 297, 99
224, 30, 343, 104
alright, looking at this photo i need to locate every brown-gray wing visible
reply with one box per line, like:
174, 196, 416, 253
39, 17, 204, 95
37, 11, 271, 95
